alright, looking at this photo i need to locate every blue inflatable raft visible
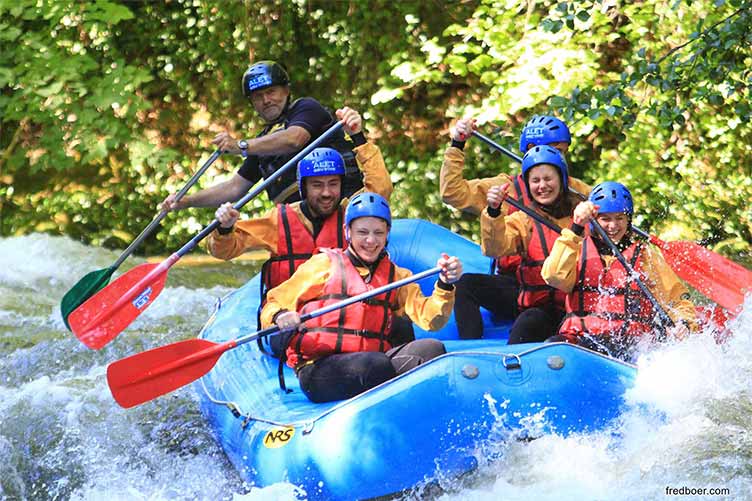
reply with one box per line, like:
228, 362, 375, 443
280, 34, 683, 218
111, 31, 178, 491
196, 219, 637, 500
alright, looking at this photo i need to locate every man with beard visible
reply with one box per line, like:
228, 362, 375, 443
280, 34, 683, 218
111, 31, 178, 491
206, 107, 394, 355
162, 61, 363, 209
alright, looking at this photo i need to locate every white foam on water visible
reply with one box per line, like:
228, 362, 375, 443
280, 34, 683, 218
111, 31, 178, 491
1, 366, 244, 500
0, 234, 236, 336
128, 285, 232, 328
232, 483, 308, 501
0, 234, 122, 289
436, 295, 752, 501
0, 234, 253, 500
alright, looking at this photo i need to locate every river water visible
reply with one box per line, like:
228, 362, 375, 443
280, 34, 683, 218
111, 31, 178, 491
2, 233, 750, 500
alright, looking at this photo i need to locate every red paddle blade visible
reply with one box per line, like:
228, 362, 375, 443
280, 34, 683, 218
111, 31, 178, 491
107, 338, 233, 408
652, 237, 751, 313
69, 260, 172, 349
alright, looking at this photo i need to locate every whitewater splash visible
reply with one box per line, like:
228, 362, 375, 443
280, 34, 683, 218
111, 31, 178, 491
430, 295, 752, 501
2, 233, 750, 500
1, 234, 251, 500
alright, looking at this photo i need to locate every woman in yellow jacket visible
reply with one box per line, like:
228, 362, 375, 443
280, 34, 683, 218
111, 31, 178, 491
541, 182, 696, 360
481, 145, 581, 344
260, 193, 463, 403
441, 116, 591, 339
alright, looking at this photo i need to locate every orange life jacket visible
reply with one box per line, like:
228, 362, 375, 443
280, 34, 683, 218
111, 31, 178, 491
285, 248, 400, 368
261, 204, 345, 295
516, 216, 567, 311
559, 238, 655, 340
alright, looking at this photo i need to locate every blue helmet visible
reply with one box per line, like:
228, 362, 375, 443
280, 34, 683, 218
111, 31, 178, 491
345, 192, 391, 239
521, 145, 569, 196
241, 61, 290, 98
297, 147, 346, 198
589, 181, 634, 216
519, 115, 571, 153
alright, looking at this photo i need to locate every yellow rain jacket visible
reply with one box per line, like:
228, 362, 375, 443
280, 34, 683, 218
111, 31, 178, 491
260, 252, 455, 333
480, 200, 578, 258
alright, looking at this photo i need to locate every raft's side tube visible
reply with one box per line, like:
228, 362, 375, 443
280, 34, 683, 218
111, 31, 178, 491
388, 219, 511, 340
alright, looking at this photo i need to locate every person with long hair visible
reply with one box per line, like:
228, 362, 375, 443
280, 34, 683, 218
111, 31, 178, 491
541, 181, 696, 360
481, 145, 580, 344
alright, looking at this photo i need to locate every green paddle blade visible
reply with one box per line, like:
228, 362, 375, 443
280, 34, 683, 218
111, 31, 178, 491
60, 266, 116, 330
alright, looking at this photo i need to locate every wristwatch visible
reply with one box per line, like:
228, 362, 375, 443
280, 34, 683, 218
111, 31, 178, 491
238, 139, 249, 158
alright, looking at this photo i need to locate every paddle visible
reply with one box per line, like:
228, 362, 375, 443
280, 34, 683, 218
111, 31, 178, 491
471, 130, 751, 312
589, 220, 675, 330
60, 150, 222, 330
107, 265, 443, 408
499, 193, 675, 331
631, 227, 750, 313
69, 121, 344, 349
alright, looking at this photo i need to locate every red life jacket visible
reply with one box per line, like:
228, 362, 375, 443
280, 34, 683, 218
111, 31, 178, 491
261, 204, 345, 295
516, 216, 567, 311
559, 238, 655, 340
285, 248, 400, 368
494, 174, 529, 275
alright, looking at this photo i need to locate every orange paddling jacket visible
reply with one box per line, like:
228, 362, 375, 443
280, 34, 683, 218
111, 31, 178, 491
260, 249, 456, 368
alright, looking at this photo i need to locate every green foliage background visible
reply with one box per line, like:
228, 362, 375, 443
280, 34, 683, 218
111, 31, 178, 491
2, 0, 750, 257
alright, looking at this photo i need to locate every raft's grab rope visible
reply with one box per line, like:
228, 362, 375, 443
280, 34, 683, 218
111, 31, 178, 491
197, 297, 301, 428
198, 376, 297, 428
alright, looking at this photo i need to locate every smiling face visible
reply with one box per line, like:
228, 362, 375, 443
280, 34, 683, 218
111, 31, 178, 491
596, 212, 629, 243
249, 85, 290, 122
526, 164, 562, 206
347, 217, 388, 264
305, 175, 342, 218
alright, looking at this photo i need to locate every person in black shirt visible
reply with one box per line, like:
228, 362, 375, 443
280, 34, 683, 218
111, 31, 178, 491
162, 60, 362, 211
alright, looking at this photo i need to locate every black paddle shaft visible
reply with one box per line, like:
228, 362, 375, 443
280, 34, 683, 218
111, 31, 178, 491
174, 121, 344, 258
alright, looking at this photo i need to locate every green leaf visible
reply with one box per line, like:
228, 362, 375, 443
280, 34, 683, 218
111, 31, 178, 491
93, 1, 134, 24
549, 95, 570, 107
0, 67, 13, 87
0, 23, 22, 41
36, 81, 64, 97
